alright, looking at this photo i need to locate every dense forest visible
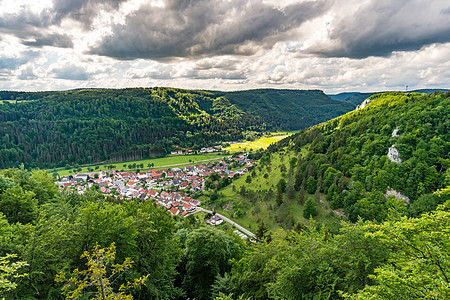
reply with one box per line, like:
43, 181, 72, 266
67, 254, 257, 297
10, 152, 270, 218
328, 88, 449, 105
1, 91, 449, 299
0, 88, 354, 169
282, 91, 450, 222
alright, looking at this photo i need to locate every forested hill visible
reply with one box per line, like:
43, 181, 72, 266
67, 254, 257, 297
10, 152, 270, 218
222, 91, 450, 299
266, 91, 450, 222
212, 89, 352, 129
328, 88, 449, 105
0, 87, 354, 169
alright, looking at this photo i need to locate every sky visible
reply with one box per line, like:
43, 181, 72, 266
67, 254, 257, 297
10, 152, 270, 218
0, 0, 450, 93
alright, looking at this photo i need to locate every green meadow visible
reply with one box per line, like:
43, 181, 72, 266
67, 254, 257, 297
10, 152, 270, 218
201, 146, 342, 232
47, 152, 229, 177
224, 132, 295, 152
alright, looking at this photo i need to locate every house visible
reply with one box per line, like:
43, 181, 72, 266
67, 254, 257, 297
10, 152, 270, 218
190, 199, 201, 206
170, 207, 179, 215
147, 190, 158, 197
98, 181, 108, 188
74, 174, 89, 182
179, 182, 189, 190
182, 203, 193, 211
209, 215, 223, 225
63, 182, 74, 188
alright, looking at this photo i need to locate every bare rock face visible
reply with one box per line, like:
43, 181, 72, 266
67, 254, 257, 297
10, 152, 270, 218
388, 145, 402, 163
356, 98, 374, 110
385, 188, 410, 203
392, 127, 401, 137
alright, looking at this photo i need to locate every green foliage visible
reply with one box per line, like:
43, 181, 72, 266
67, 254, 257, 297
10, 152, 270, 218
0, 254, 28, 299
306, 177, 317, 194
286, 92, 450, 221
0, 185, 37, 224
277, 178, 286, 193
303, 198, 318, 218
56, 243, 148, 300
232, 222, 389, 299
346, 201, 450, 299
0, 88, 353, 169
182, 227, 241, 300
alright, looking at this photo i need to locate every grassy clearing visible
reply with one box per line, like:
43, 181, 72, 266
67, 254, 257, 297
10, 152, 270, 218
202, 146, 342, 232
47, 152, 229, 176
1, 100, 37, 104
224, 132, 294, 153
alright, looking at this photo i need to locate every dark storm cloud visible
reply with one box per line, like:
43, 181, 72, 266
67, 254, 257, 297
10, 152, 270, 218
22, 33, 74, 48
0, 6, 72, 48
305, 0, 450, 58
89, 0, 331, 61
0, 0, 127, 49
51, 64, 90, 80
52, 0, 129, 29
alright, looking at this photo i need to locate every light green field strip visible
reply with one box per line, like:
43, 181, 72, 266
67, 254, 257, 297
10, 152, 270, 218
46, 153, 227, 176
223, 133, 292, 152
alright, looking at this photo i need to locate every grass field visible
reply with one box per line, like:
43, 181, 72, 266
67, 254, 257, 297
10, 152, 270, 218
47, 152, 229, 176
46, 131, 296, 177
201, 146, 342, 233
224, 132, 295, 152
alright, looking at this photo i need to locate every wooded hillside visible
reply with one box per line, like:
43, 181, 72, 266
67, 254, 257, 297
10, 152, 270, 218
0, 88, 354, 169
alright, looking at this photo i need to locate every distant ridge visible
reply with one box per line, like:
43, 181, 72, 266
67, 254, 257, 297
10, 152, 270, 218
328, 88, 449, 105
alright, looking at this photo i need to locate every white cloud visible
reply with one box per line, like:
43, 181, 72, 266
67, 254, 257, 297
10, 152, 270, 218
0, 0, 448, 93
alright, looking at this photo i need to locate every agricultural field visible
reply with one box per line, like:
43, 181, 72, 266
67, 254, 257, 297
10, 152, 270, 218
223, 132, 295, 152
47, 152, 229, 177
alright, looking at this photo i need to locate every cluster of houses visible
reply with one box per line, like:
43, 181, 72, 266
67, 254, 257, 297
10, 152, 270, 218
58, 154, 254, 219
170, 145, 222, 155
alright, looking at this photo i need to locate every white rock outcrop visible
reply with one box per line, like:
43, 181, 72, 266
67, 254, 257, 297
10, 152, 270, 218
388, 145, 402, 163
356, 98, 374, 110
385, 188, 410, 203
392, 127, 401, 137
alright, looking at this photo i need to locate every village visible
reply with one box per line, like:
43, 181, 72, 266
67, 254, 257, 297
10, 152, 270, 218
57, 153, 254, 226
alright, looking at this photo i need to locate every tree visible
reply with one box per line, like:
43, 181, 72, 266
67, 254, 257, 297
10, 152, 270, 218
286, 182, 295, 201
0, 254, 28, 299
306, 177, 317, 194
0, 185, 37, 224
276, 186, 283, 207
183, 227, 241, 300
277, 179, 286, 193
347, 201, 450, 299
56, 243, 148, 300
303, 198, 317, 219
123, 202, 183, 299
0, 175, 14, 194
298, 186, 306, 205
255, 221, 269, 242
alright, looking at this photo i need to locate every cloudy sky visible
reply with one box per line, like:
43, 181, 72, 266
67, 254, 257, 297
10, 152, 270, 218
1, 0, 449, 93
